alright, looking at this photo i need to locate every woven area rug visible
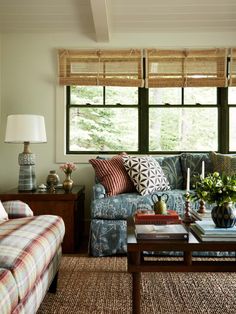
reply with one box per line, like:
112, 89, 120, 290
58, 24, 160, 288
38, 256, 236, 314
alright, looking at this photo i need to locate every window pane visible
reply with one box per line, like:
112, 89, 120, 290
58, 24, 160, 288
69, 108, 138, 151
70, 86, 103, 105
184, 87, 216, 104
229, 87, 236, 104
149, 88, 181, 105
105, 87, 138, 105
229, 108, 236, 151
149, 108, 218, 151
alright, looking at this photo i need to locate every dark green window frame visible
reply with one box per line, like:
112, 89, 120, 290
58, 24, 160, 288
66, 86, 233, 155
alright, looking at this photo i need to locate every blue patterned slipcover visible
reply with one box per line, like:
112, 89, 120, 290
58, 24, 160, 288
89, 153, 235, 257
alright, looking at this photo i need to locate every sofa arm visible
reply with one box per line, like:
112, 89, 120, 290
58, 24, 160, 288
2, 200, 34, 219
92, 183, 106, 200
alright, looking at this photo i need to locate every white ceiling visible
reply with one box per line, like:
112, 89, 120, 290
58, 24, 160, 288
0, 0, 236, 42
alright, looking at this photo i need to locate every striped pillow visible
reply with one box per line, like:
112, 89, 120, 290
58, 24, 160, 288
2, 200, 33, 218
89, 154, 135, 196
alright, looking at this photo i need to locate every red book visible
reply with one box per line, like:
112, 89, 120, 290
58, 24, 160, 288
134, 210, 181, 225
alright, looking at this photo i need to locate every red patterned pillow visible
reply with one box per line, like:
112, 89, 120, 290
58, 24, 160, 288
89, 154, 135, 196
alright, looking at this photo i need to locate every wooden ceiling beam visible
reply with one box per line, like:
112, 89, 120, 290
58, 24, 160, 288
90, 0, 110, 42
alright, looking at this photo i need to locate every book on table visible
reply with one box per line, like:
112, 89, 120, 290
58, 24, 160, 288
195, 220, 236, 235
190, 223, 236, 242
134, 209, 181, 225
190, 209, 212, 221
135, 224, 189, 241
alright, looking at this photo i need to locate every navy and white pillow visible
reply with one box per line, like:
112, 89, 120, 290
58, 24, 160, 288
122, 155, 170, 196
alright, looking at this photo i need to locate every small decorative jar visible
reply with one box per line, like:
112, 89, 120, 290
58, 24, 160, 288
63, 173, 73, 193
47, 170, 60, 192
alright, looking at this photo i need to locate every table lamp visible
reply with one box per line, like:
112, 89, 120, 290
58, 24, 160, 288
5, 114, 47, 191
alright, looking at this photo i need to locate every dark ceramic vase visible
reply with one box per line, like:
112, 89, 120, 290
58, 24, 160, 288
211, 202, 236, 228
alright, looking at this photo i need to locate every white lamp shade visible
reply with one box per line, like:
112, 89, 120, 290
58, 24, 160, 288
5, 114, 47, 143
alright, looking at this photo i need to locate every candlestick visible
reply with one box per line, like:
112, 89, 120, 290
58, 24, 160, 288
201, 161, 205, 179
186, 168, 190, 192
183, 192, 194, 224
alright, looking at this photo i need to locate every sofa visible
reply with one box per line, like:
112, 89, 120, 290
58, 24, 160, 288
89, 151, 236, 257
0, 200, 65, 314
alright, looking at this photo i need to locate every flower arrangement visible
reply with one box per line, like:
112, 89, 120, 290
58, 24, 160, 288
191, 172, 236, 206
59, 162, 77, 175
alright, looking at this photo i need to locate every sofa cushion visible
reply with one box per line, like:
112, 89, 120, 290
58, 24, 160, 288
0, 268, 18, 314
91, 192, 153, 219
89, 154, 135, 196
180, 152, 213, 188
122, 155, 170, 196
154, 155, 183, 189
0, 201, 8, 221
210, 151, 236, 175
91, 189, 186, 220
0, 215, 65, 301
2, 200, 33, 219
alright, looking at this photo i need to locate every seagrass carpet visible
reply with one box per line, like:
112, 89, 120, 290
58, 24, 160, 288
38, 256, 236, 314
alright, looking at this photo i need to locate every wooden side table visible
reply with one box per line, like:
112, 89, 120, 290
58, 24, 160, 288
0, 185, 85, 253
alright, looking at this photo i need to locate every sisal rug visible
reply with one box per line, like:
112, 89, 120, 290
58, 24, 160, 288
38, 256, 236, 314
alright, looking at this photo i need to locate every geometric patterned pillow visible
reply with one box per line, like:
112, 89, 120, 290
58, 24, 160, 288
2, 200, 33, 219
210, 151, 236, 176
89, 153, 135, 196
122, 155, 170, 196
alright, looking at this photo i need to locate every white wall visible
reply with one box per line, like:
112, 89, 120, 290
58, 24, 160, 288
0, 31, 236, 233
0, 34, 2, 134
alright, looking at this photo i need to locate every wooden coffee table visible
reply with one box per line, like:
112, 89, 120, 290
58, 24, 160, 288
127, 218, 236, 314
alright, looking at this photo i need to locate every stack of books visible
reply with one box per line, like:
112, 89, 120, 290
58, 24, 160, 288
190, 220, 236, 242
134, 209, 181, 225
135, 224, 189, 241
190, 209, 212, 221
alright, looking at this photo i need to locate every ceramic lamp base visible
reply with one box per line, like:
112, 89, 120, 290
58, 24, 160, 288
18, 152, 36, 191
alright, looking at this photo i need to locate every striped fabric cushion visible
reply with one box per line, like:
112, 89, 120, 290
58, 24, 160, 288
0, 268, 18, 314
2, 201, 33, 219
89, 154, 135, 196
0, 215, 65, 301
210, 151, 236, 175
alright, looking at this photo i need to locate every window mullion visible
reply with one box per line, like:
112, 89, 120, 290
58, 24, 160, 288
139, 87, 149, 153
66, 86, 71, 154
218, 87, 229, 153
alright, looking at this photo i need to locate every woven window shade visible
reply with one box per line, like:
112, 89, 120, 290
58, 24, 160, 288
145, 49, 227, 88
229, 48, 236, 86
58, 49, 144, 87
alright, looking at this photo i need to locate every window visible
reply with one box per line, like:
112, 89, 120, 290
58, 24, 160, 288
148, 87, 217, 152
66, 86, 219, 154
229, 87, 236, 151
67, 86, 139, 153
60, 48, 235, 157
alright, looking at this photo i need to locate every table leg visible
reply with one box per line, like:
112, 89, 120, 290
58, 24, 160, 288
184, 251, 192, 266
132, 272, 141, 314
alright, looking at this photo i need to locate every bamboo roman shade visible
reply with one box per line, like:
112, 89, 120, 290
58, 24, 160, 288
58, 49, 144, 87
145, 49, 227, 88
229, 48, 236, 86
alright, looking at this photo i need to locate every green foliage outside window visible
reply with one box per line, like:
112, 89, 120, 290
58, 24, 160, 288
67, 86, 236, 153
